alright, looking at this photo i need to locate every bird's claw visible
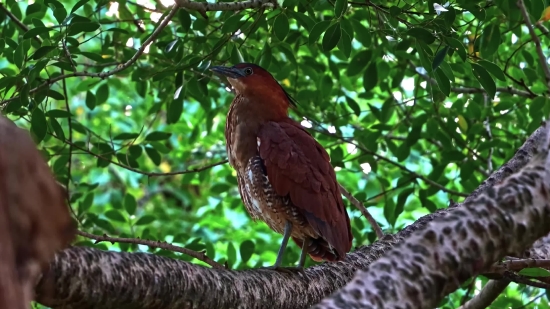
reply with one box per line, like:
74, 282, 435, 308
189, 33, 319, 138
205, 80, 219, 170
260, 265, 305, 274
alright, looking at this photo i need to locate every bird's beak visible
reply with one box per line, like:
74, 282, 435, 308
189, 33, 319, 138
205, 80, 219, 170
210, 66, 245, 79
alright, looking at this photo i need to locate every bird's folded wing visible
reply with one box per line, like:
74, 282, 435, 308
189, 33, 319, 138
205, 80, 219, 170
257, 120, 351, 253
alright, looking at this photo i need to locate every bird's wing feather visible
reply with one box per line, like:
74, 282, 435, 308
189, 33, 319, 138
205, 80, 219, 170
257, 120, 352, 256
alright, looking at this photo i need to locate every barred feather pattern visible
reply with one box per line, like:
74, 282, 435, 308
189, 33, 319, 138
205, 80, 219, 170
237, 156, 340, 261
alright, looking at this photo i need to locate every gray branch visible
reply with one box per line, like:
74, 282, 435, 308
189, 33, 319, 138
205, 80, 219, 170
313, 121, 550, 308
176, 0, 276, 12
34, 122, 550, 309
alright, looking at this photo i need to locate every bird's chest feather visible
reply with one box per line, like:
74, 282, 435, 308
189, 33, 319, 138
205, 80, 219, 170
238, 156, 313, 237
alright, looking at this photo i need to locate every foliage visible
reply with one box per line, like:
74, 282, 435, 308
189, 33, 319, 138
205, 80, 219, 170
1, 0, 550, 307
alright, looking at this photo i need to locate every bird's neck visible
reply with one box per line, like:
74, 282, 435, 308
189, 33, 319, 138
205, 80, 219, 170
225, 94, 289, 170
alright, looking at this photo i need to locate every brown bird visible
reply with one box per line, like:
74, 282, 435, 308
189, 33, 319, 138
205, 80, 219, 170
211, 63, 353, 270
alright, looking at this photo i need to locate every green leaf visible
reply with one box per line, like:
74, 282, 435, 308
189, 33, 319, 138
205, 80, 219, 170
53, 7, 67, 23
432, 46, 449, 70
70, 0, 91, 14
46, 90, 65, 100
363, 61, 378, 92
346, 96, 361, 117
31, 46, 56, 60
23, 27, 51, 39
113, 133, 140, 140
273, 14, 289, 41
86, 91, 96, 110
518, 267, 550, 277
308, 21, 331, 45
435, 68, 450, 96
46, 109, 70, 118
14, 43, 25, 69
529, 97, 547, 119
395, 188, 414, 222
471, 63, 496, 99
105, 209, 126, 222
389, 6, 401, 17
479, 23, 500, 58
222, 13, 244, 33
227, 242, 237, 268
334, 0, 348, 17
135, 215, 155, 226
407, 28, 436, 44
347, 50, 372, 76
322, 22, 341, 52
477, 60, 506, 81
68, 22, 100, 36
177, 10, 191, 32
124, 193, 137, 215
95, 83, 109, 105
0, 39, 5, 56
145, 147, 161, 165
49, 117, 65, 140
145, 131, 172, 141
445, 37, 467, 62
337, 30, 352, 59
79, 193, 94, 213
239, 240, 255, 263
31, 108, 48, 143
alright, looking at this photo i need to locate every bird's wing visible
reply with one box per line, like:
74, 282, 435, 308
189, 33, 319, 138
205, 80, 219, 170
257, 120, 352, 256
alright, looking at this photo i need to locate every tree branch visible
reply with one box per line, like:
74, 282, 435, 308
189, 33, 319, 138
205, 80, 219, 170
313, 121, 550, 309
176, 0, 276, 12
338, 183, 385, 239
457, 280, 510, 309
35, 122, 550, 309
517, 0, 550, 91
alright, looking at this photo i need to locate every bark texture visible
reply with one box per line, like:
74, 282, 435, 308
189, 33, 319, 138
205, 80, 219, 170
34, 123, 550, 309
312, 121, 550, 309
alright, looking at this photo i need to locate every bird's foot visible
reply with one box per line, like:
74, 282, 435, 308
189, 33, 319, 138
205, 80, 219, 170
260, 265, 305, 274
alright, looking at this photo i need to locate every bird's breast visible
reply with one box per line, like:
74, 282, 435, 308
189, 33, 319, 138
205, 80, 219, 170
238, 156, 315, 238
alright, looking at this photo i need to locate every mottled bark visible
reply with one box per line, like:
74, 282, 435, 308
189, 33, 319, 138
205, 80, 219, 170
313, 121, 550, 309
35, 123, 550, 309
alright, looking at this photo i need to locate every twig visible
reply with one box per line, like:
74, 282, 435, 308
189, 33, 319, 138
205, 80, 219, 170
483, 93, 493, 173
0, 3, 181, 107
176, 0, 276, 12
457, 280, 510, 309
56, 135, 228, 177
489, 258, 550, 273
517, 0, 550, 91
76, 230, 224, 269
0, 3, 42, 44
338, 184, 384, 239
503, 271, 550, 289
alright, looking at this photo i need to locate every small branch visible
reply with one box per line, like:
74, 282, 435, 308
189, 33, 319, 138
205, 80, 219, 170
517, 0, 550, 91
176, 0, 275, 12
0, 4, 180, 107
0, 3, 42, 44
75, 230, 224, 269
503, 271, 550, 289
489, 258, 550, 273
338, 184, 384, 239
457, 280, 510, 309
60, 136, 228, 177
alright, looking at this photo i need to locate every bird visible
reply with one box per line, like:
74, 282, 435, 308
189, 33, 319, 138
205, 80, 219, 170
210, 63, 353, 271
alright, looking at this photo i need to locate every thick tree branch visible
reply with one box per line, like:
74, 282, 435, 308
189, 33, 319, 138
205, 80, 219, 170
35, 122, 550, 309
313, 121, 550, 309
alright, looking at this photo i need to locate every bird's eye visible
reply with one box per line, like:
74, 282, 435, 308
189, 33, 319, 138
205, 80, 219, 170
244, 67, 253, 76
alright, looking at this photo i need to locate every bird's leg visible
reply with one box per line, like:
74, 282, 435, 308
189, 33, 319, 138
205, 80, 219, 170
261, 222, 307, 274
263, 221, 292, 269
296, 237, 310, 268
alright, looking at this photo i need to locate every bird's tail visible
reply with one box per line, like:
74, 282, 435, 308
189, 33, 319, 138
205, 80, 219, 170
291, 236, 343, 262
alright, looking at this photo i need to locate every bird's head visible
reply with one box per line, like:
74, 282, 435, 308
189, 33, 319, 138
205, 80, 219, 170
210, 63, 297, 112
